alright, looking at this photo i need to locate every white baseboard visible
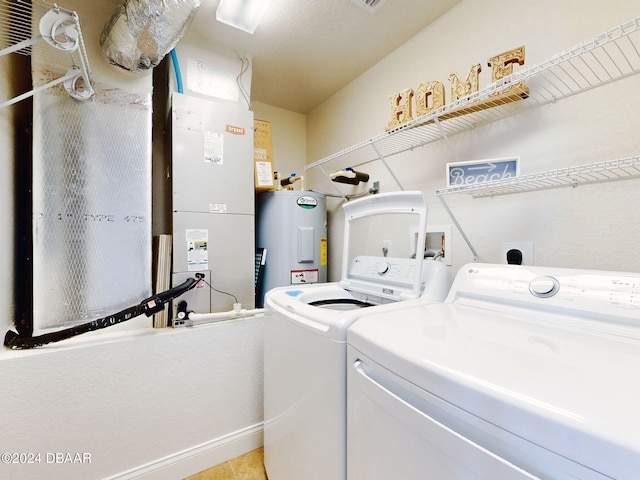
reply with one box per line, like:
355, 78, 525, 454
109, 423, 264, 480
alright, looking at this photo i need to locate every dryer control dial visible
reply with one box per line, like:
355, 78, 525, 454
529, 275, 560, 298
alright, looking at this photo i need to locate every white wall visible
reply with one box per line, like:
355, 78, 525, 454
0, 320, 264, 480
307, 0, 640, 280
1, 2, 264, 479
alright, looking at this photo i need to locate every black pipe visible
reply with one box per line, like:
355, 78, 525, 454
4, 278, 198, 349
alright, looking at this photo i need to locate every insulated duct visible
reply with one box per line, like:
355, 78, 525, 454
100, 0, 200, 73
32, 83, 153, 330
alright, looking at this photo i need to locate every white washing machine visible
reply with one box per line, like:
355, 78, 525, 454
347, 263, 640, 479
263, 191, 452, 480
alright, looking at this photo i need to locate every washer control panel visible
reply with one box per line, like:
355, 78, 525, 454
347, 256, 418, 288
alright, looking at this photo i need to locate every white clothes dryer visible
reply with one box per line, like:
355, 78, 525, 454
263, 191, 452, 480
347, 263, 640, 480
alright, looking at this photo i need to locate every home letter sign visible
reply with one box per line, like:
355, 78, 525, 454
385, 46, 527, 132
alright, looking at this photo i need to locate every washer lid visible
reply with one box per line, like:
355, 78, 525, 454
339, 191, 428, 302
348, 301, 640, 479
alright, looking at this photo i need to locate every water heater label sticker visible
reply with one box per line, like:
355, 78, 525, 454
186, 228, 209, 271
291, 270, 319, 284
204, 131, 223, 164
320, 238, 327, 266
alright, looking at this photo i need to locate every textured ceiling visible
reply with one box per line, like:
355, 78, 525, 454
190, 0, 461, 113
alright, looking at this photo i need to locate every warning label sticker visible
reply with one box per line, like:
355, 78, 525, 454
291, 269, 319, 284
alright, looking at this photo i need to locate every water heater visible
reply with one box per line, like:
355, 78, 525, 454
256, 190, 327, 306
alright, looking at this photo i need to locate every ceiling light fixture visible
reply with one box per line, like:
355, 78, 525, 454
216, 0, 272, 34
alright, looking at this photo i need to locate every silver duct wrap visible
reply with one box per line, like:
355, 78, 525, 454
100, 0, 201, 73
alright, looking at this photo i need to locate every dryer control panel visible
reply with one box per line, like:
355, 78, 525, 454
451, 263, 640, 326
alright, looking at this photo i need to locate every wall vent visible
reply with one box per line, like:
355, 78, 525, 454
350, 0, 387, 14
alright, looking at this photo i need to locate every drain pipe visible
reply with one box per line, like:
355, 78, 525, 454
174, 305, 265, 327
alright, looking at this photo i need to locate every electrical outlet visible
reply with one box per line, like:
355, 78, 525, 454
172, 270, 211, 320
500, 242, 533, 265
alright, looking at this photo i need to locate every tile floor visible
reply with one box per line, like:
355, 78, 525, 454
184, 448, 268, 480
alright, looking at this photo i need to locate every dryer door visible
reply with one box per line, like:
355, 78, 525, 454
348, 358, 540, 480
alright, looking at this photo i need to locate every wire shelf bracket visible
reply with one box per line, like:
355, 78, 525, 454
0, 2, 93, 109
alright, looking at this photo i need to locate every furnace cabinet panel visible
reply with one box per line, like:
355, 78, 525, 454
171, 93, 255, 313
172, 212, 255, 311
171, 93, 254, 215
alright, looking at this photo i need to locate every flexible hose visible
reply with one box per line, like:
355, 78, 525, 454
170, 49, 183, 93
4, 278, 197, 349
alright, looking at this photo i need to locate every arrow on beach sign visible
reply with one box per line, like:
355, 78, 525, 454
446, 157, 519, 187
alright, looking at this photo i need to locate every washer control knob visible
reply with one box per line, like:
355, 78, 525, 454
529, 275, 559, 298
377, 262, 391, 275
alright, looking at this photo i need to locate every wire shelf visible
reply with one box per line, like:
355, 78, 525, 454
305, 17, 640, 171
436, 155, 640, 198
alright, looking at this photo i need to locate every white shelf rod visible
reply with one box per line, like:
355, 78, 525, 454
0, 67, 78, 109
0, 35, 42, 56
437, 195, 478, 262
371, 142, 404, 191
434, 116, 461, 163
